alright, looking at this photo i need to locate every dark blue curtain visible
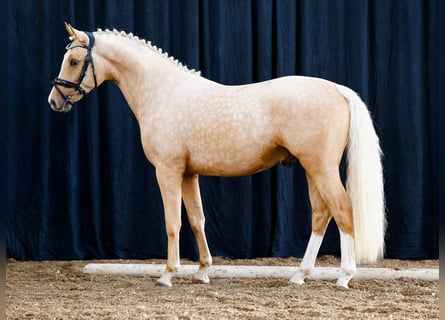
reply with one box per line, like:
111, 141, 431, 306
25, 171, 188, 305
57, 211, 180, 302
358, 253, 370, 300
5, 0, 439, 261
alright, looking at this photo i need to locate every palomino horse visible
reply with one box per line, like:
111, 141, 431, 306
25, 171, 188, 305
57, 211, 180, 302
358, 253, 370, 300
49, 23, 385, 288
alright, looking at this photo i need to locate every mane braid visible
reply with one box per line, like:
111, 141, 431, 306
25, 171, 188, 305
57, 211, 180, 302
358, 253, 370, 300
96, 28, 201, 76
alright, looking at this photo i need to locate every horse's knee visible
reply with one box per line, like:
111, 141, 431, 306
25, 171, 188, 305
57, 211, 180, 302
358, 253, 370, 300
188, 214, 205, 234
166, 223, 182, 239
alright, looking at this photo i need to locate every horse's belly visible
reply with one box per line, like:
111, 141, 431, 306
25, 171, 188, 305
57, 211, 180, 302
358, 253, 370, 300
185, 145, 289, 176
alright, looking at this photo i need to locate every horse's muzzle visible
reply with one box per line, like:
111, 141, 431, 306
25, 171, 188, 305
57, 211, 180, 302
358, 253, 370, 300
49, 97, 72, 113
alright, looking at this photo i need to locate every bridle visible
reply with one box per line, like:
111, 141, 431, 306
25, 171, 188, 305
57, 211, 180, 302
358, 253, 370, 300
52, 31, 98, 105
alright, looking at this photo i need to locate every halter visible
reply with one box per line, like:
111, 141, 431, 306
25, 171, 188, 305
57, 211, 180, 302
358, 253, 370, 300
52, 31, 98, 105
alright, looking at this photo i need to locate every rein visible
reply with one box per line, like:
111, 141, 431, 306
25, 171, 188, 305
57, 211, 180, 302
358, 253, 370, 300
52, 31, 97, 105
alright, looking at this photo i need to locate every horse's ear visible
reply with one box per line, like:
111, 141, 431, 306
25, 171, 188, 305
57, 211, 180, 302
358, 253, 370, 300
64, 22, 88, 44
64, 22, 76, 38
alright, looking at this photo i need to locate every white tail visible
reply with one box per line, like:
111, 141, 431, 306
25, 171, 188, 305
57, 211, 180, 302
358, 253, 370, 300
336, 85, 386, 264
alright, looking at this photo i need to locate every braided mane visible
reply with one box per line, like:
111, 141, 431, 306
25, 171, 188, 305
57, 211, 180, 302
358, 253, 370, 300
96, 28, 201, 76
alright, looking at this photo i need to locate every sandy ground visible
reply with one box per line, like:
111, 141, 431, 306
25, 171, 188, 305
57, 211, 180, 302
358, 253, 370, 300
7, 256, 438, 320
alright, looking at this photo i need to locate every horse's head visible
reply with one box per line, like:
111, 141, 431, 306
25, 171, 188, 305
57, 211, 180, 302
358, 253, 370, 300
48, 23, 98, 112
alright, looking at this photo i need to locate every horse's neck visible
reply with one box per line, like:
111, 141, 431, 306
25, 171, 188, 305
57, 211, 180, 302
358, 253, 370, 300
95, 33, 192, 121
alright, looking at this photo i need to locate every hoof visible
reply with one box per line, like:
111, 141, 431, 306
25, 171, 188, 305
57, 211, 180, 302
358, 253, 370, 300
336, 283, 349, 289
192, 267, 210, 284
335, 278, 350, 289
155, 280, 172, 287
155, 281, 172, 288
156, 271, 174, 287
289, 269, 310, 285
289, 276, 305, 285
192, 276, 210, 284
336, 273, 354, 289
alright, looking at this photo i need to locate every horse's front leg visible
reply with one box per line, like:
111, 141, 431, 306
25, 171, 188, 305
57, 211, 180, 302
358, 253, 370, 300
182, 174, 212, 284
155, 167, 183, 287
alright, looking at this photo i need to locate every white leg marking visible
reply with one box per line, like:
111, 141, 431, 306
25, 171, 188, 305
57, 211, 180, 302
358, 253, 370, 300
156, 271, 174, 287
156, 263, 179, 287
336, 231, 357, 288
192, 265, 210, 284
290, 232, 323, 284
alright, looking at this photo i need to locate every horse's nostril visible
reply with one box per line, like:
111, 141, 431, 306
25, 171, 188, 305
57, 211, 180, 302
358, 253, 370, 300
50, 99, 60, 111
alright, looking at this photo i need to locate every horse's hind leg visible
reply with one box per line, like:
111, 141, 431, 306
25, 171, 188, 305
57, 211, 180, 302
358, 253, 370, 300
182, 175, 212, 284
309, 169, 356, 288
290, 175, 331, 284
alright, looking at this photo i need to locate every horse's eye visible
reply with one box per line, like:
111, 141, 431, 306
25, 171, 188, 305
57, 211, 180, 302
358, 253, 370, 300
70, 59, 79, 66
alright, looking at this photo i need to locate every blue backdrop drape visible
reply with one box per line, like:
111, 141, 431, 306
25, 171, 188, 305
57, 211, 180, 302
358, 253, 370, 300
5, 1, 439, 261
